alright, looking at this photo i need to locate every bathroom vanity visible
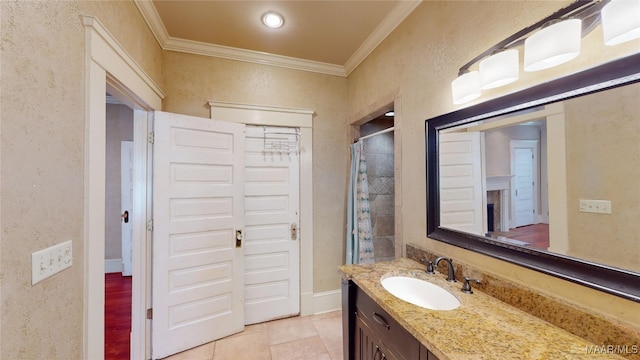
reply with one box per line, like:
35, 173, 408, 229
341, 258, 628, 360
350, 283, 437, 360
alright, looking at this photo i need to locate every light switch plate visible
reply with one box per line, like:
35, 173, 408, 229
579, 199, 612, 214
31, 240, 73, 285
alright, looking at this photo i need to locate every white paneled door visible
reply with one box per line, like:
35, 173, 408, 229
439, 132, 487, 236
151, 111, 245, 359
514, 147, 535, 227
243, 126, 300, 325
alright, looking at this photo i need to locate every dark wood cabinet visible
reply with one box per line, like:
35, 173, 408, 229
355, 313, 402, 360
342, 279, 440, 360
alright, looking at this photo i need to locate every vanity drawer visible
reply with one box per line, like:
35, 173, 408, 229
355, 287, 420, 359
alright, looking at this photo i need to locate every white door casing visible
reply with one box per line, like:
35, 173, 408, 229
121, 141, 134, 276
84, 15, 164, 360
243, 125, 300, 325
439, 132, 487, 236
151, 111, 245, 359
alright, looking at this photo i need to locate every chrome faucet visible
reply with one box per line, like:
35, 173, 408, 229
434, 257, 456, 282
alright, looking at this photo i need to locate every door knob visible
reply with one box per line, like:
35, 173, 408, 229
236, 229, 243, 248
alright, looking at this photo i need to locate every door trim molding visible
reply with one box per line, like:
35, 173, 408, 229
209, 102, 315, 316
83, 15, 163, 360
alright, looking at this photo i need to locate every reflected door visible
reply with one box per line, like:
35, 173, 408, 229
514, 147, 535, 227
439, 132, 486, 236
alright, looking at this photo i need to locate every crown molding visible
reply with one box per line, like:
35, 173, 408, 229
134, 0, 420, 77
164, 37, 346, 76
344, 0, 422, 75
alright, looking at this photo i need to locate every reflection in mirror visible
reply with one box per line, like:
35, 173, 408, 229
438, 81, 640, 274
426, 54, 640, 301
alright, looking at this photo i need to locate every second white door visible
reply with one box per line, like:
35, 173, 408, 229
243, 125, 300, 324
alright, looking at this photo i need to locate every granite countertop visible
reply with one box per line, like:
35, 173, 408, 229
340, 258, 626, 360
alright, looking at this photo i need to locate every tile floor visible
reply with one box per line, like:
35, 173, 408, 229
164, 310, 343, 360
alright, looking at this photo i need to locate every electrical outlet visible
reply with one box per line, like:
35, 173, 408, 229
579, 199, 612, 214
32, 240, 73, 285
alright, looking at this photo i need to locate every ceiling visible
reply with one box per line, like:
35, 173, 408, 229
135, 1, 421, 76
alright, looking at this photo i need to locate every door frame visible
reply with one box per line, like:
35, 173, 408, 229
208, 102, 315, 316
83, 16, 164, 360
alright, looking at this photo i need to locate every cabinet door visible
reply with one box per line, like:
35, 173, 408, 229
355, 288, 419, 359
420, 344, 440, 360
355, 314, 401, 360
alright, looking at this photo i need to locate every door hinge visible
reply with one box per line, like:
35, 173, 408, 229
147, 132, 155, 144
146, 308, 153, 320
146, 219, 154, 231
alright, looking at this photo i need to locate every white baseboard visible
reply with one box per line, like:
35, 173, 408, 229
313, 289, 341, 315
105, 259, 123, 273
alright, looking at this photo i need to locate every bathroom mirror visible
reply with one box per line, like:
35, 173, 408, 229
426, 53, 640, 302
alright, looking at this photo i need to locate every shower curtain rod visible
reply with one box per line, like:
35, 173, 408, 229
355, 127, 394, 143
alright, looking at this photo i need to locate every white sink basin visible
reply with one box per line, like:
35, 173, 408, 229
381, 276, 461, 310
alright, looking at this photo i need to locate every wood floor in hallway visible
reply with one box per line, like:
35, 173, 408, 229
104, 272, 343, 360
105, 273, 132, 360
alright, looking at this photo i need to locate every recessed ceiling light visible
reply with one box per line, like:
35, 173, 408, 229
262, 11, 284, 29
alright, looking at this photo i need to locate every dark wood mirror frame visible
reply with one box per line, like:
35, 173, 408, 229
426, 52, 640, 302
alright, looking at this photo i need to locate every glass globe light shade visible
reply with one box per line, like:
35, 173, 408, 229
602, 0, 640, 45
524, 19, 582, 72
451, 71, 481, 105
479, 49, 520, 89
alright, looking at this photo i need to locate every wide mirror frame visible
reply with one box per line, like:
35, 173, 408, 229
426, 53, 640, 302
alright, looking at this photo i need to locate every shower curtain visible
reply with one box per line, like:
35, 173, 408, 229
346, 141, 375, 264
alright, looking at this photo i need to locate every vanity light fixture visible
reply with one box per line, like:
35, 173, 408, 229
601, 0, 640, 45
479, 49, 519, 89
451, 70, 481, 105
385, 111, 395, 117
451, 0, 635, 105
262, 11, 284, 29
524, 19, 582, 72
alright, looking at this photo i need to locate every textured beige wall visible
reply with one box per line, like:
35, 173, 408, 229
162, 51, 348, 292
0, 1, 162, 358
347, 0, 640, 329
565, 83, 640, 272
105, 104, 134, 261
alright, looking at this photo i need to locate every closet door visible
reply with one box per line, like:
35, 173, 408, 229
243, 125, 300, 324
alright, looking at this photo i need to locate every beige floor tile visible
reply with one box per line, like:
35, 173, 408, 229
267, 316, 319, 346
163, 341, 215, 360
270, 336, 331, 360
213, 331, 271, 360
227, 322, 267, 339
328, 347, 344, 360
313, 315, 343, 351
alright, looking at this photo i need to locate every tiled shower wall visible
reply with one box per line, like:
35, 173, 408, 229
362, 120, 395, 262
